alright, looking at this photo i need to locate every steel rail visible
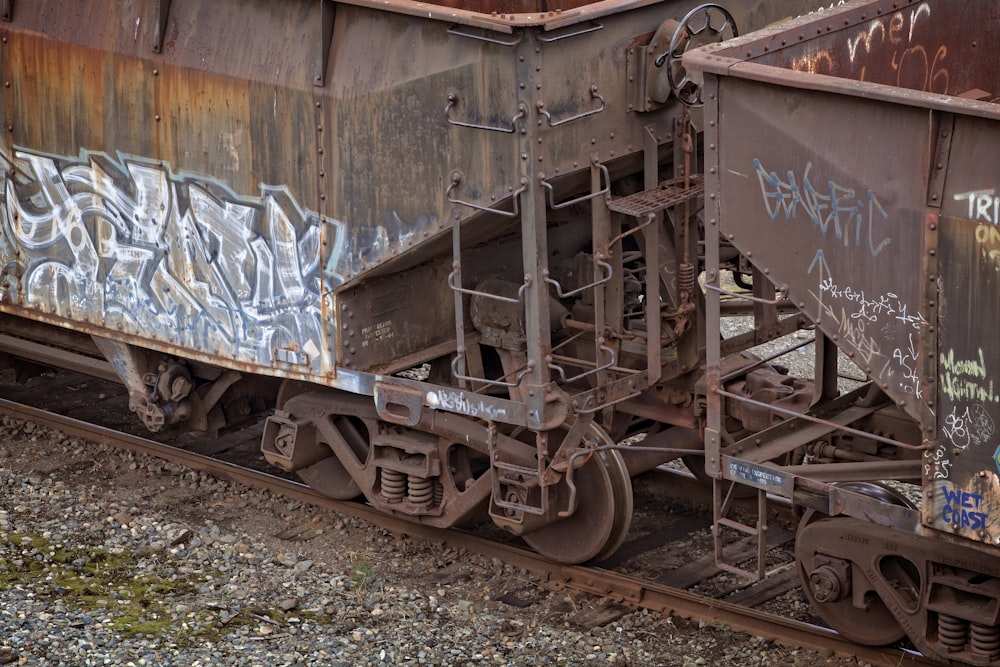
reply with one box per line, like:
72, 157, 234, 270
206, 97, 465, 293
0, 397, 938, 667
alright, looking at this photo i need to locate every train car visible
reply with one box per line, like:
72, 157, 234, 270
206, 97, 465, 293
686, 0, 1000, 662
0, 0, 829, 561
7, 0, 997, 663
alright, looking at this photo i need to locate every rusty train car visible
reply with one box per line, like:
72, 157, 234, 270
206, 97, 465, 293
2, 0, 999, 662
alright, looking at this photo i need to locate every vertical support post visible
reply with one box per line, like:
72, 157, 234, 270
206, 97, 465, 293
592, 158, 613, 429
813, 331, 840, 405
642, 127, 662, 385
751, 264, 778, 334
451, 219, 468, 390
516, 31, 551, 431
703, 76, 722, 480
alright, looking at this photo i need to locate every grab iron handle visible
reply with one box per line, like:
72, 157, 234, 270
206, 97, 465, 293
536, 85, 605, 128
446, 172, 526, 218
541, 163, 609, 210
446, 93, 526, 133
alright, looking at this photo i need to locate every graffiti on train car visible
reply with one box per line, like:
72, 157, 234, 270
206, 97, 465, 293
933, 476, 1000, 539
940, 348, 999, 404
790, 2, 950, 95
954, 189, 1000, 224
752, 159, 892, 256
941, 403, 995, 451
947, 189, 1000, 267
0, 148, 342, 373
807, 255, 927, 398
939, 484, 990, 531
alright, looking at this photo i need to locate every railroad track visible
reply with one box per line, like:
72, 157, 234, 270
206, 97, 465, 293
0, 393, 938, 667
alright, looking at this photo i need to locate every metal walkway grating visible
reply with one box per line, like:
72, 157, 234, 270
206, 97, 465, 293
607, 175, 705, 217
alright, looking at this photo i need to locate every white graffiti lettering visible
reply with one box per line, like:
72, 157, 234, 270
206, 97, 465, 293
0, 148, 345, 373
955, 190, 1000, 224
431, 390, 508, 420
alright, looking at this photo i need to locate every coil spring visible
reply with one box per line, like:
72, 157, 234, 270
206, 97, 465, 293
381, 469, 406, 503
938, 614, 968, 651
971, 623, 1000, 657
408, 475, 434, 507
678, 262, 695, 295
433, 479, 444, 507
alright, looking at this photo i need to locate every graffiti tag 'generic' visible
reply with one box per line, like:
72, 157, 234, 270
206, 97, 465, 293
753, 159, 891, 256
429, 390, 508, 420
940, 484, 989, 531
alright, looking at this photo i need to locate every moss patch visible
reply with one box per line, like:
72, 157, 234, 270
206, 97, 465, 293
0, 531, 338, 645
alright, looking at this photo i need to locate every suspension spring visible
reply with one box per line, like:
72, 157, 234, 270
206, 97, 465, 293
381, 469, 406, 503
433, 479, 444, 507
971, 623, 1000, 658
939, 614, 968, 652
408, 475, 434, 507
678, 261, 696, 295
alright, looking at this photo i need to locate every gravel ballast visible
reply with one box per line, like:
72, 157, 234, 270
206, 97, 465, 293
0, 414, 875, 666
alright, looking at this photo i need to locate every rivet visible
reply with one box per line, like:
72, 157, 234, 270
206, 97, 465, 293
155, 114, 161, 121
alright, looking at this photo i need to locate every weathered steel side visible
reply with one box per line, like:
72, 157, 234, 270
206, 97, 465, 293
0, 0, 825, 388
686, 0, 1000, 546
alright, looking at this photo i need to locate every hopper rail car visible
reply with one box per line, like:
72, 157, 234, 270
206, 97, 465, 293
1, 0, 998, 662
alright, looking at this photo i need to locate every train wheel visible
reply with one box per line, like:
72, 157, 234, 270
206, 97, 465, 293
522, 434, 633, 564
297, 454, 362, 500
795, 481, 915, 646
795, 514, 907, 645
276, 380, 365, 500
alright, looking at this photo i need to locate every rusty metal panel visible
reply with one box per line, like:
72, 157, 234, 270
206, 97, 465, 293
0, 0, 327, 378
0, 0, 836, 386
930, 114, 1000, 544
714, 78, 931, 418
687, 0, 1000, 544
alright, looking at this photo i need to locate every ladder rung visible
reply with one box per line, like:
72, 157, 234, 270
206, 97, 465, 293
716, 517, 760, 536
